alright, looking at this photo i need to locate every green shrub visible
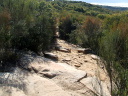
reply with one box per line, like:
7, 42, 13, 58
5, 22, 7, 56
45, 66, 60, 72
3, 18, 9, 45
0, 0, 56, 71
59, 13, 76, 41
78, 16, 102, 53
99, 13, 128, 95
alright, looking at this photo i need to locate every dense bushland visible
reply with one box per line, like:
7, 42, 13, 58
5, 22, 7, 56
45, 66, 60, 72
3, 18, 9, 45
99, 14, 128, 95
0, 0, 56, 69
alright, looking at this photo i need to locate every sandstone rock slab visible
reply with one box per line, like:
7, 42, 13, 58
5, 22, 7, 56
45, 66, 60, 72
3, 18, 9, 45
80, 76, 111, 96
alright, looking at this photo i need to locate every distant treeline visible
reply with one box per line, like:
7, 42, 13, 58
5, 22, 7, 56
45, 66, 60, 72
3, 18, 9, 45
100, 5, 128, 11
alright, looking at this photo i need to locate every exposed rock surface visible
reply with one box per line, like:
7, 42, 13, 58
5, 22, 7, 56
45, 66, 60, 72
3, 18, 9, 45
0, 39, 112, 96
80, 77, 111, 96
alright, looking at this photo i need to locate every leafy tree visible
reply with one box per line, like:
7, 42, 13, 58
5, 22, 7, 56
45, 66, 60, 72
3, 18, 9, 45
82, 16, 102, 53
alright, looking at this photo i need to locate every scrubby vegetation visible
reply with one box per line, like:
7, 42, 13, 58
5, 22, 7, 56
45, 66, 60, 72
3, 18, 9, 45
0, 0, 56, 69
0, 0, 128, 95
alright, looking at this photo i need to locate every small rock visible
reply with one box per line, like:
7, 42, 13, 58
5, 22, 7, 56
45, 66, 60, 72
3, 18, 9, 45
41, 72, 56, 78
54, 32, 60, 38
55, 45, 71, 53
84, 48, 92, 54
44, 52, 58, 61
62, 58, 71, 61
100, 66, 104, 69
58, 48, 71, 53
42, 69, 50, 72
91, 54, 100, 60
77, 48, 85, 53
80, 62, 83, 65
84, 60, 88, 62
77, 48, 92, 54
74, 64, 81, 67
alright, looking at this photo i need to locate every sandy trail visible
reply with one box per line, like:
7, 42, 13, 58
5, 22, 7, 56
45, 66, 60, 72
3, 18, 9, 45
52, 39, 109, 81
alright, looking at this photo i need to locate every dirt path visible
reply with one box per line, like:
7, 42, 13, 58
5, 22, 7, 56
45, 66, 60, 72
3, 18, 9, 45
52, 39, 109, 82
